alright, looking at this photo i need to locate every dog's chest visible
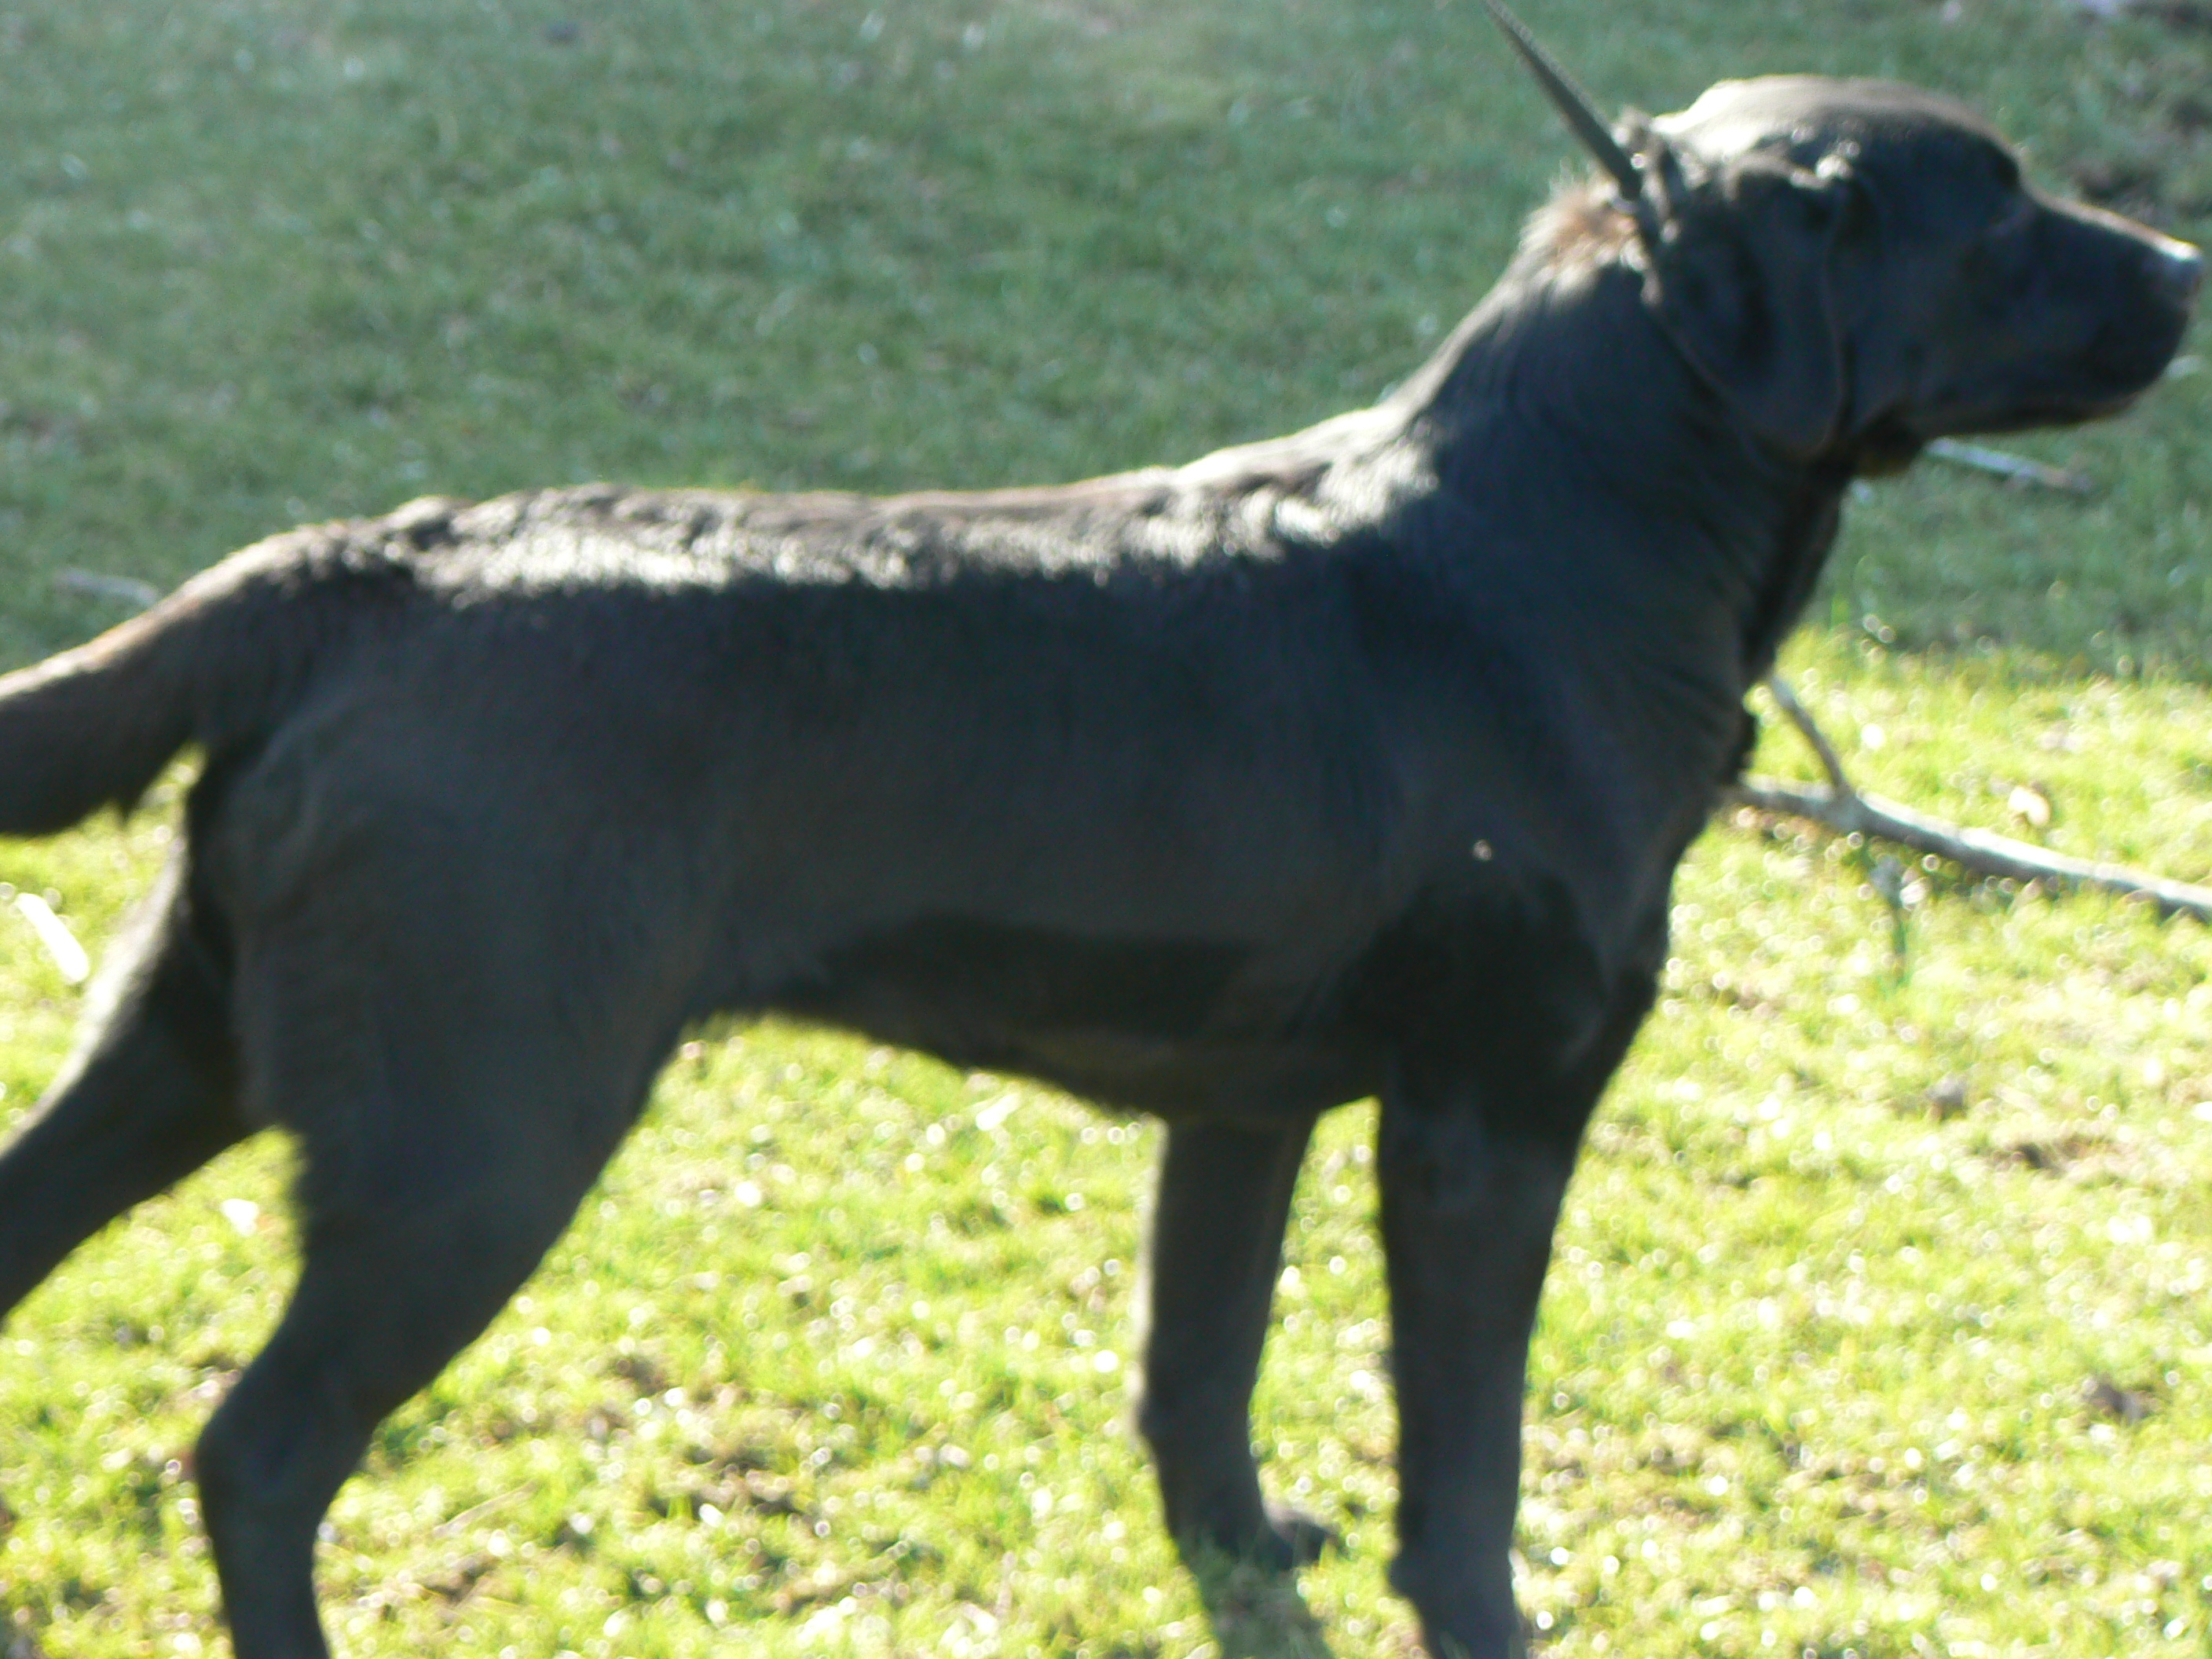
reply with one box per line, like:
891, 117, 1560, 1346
778, 915, 1384, 1118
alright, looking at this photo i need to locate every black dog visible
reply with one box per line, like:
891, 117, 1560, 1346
0, 8, 2199, 1653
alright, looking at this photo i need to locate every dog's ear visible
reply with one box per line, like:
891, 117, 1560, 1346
1633, 137, 1858, 460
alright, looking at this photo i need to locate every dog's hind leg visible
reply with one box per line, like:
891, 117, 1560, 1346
1133, 1113, 1333, 1571
194, 1014, 650, 1659
197, 1184, 591, 1658
0, 856, 248, 1320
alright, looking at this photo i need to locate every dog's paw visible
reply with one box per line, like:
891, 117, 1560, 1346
1174, 1500, 1339, 1574
1419, 1625, 1529, 1659
1390, 1553, 1528, 1658
1261, 1500, 1339, 1568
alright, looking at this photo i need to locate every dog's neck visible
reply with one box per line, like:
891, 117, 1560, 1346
1379, 245, 1854, 694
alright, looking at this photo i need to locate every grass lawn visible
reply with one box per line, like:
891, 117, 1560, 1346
2, 0, 2210, 1654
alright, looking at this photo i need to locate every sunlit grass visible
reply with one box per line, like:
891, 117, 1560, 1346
5, 636, 2210, 1657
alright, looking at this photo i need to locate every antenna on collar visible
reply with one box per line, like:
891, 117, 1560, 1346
1479, 0, 1646, 207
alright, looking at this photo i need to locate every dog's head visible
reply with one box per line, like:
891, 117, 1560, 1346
1632, 77, 2202, 466
1482, 2, 2202, 467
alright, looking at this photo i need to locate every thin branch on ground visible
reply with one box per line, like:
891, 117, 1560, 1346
1728, 678, 2212, 923
53, 568, 163, 611
1763, 676, 1853, 796
1923, 437, 2097, 495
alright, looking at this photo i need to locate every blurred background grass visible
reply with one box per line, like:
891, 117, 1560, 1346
1, 1, 2210, 1656
0, 0, 2205, 669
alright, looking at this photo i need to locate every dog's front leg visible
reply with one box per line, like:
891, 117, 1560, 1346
1377, 1085, 1577, 1659
1134, 1113, 1334, 1570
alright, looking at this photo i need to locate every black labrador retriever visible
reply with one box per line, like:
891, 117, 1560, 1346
0, 7, 2199, 1653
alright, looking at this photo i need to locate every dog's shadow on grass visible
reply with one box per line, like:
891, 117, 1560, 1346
1185, 1552, 1339, 1659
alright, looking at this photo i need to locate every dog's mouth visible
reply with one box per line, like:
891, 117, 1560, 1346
1848, 423, 1926, 476
1866, 339, 2184, 467
1858, 259, 2203, 468
1948, 388, 2152, 434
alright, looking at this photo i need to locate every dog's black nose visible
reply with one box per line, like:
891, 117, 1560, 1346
2156, 237, 2204, 306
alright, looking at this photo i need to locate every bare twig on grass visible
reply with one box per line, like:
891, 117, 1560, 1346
53, 568, 162, 610
1924, 437, 2096, 495
5, 890, 90, 983
1728, 679, 2212, 923
1763, 676, 1852, 794
430, 1487, 531, 1537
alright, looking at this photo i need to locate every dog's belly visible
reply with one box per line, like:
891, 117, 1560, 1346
775, 917, 1380, 1119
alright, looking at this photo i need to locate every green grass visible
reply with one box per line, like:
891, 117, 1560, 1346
1, 1, 2209, 1655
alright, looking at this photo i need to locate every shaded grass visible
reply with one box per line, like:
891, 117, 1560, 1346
0, 0, 2204, 667
0, 0, 2209, 1656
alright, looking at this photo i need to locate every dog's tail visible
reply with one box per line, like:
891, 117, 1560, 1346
0, 527, 411, 837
